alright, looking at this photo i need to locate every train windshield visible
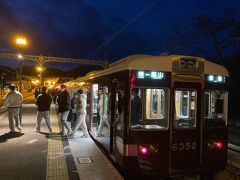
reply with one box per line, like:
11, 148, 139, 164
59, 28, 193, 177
130, 88, 169, 130
174, 89, 197, 129
204, 90, 228, 127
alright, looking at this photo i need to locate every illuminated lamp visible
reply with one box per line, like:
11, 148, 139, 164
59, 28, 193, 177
208, 75, 214, 81
139, 145, 148, 155
217, 76, 223, 82
214, 141, 223, 149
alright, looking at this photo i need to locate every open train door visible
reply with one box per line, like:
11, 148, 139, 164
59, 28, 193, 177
110, 79, 118, 155
170, 81, 202, 172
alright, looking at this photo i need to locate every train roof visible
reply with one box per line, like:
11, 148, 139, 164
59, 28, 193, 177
74, 54, 229, 82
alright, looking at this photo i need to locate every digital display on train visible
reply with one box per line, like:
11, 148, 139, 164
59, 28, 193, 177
137, 71, 165, 79
207, 75, 225, 83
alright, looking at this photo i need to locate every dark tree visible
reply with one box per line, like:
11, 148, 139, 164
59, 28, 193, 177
194, 16, 227, 64
222, 12, 240, 51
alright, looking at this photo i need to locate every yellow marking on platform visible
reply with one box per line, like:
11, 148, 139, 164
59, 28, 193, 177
46, 106, 69, 180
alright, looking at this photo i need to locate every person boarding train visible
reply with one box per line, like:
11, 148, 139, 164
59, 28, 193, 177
70, 89, 89, 138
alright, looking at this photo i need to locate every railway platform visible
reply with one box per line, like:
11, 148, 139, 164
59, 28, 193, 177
0, 97, 123, 180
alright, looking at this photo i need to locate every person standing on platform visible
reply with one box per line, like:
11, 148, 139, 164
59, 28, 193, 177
57, 84, 72, 136
69, 92, 79, 130
3, 84, 23, 133
70, 89, 89, 138
35, 86, 52, 133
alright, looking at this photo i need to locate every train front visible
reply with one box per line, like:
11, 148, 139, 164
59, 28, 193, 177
122, 56, 228, 178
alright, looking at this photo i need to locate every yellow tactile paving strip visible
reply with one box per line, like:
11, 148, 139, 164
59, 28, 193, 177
46, 106, 69, 180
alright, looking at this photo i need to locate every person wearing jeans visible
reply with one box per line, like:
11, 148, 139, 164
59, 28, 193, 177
35, 86, 52, 133
3, 84, 23, 133
57, 84, 72, 136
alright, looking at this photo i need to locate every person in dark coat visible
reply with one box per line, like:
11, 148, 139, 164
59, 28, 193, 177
131, 88, 142, 125
57, 84, 72, 135
35, 86, 52, 133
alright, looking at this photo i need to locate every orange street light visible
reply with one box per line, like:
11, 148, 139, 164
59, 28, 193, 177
36, 66, 44, 88
37, 67, 43, 72
15, 35, 28, 94
16, 37, 27, 47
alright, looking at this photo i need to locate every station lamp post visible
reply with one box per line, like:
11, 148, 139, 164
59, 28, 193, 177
15, 36, 27, 93
17, 53, 23, 93
36, 66, 43, 88
36, 65, 45, 88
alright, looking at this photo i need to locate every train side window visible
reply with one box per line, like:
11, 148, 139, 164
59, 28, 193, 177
91, 84, 99, 132
174, 89, 197, 129
204, 90, 228, 127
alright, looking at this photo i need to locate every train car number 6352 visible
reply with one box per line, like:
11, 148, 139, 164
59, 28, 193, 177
172, 142, 197, 151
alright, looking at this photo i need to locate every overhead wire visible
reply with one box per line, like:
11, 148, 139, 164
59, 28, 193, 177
64, 0, 161, 79
85, 0, 161, 59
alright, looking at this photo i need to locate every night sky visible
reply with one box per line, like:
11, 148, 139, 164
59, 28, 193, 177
0, 0, 240, 71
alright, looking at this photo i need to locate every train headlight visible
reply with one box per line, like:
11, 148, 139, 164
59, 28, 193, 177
138, 144, 159, 156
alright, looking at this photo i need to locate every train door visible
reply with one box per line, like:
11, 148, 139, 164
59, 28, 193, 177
94, 85, 111, 152
171, 81, 202, 170
110, 79, 118, 155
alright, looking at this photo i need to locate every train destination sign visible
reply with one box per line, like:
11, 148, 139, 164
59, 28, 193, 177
137, 70, 165, 80
207, 75, 225, 83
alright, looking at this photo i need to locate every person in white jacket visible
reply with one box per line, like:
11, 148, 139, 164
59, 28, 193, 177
3, 84, 23, 133
70, 89, 89, 138
96, 92, 110, 137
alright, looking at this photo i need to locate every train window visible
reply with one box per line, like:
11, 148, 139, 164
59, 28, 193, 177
204, 90, 228, 127
131, 88, 143, 126
146, 89, 166, 120
131, 88, 169, 130
174, 89, 197, 129
91, 84, 99, 132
